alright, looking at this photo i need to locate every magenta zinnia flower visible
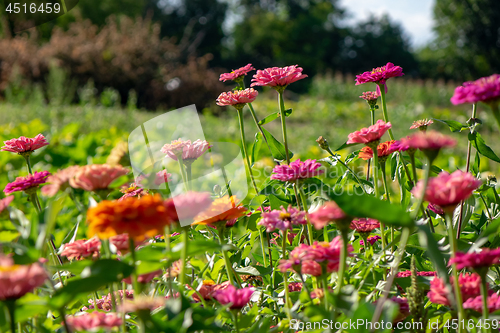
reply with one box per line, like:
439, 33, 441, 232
350, 218, 380, 233
213, 285, 254, 309
360, 235, 381, 246
463, 293, 500, 313
69, 164, 129, 192
411, 170, 481, 209
258, 206, 306, 232
288, 282, 303, 292
60, 237, 101, 261
41, 166, 80, 197
219, 64, 255, 82
161, 139, 212, 162
216, 88, 258, 108
1, 134, 49, 155
123, 270, 161, 284
347, 120, 392, 145
451, 74, 500, 105
449, 248, 500, 271
270, 159, 324, 182
355, 62, 404, 86
66, 312, 122, 332
308, 201, 348, 230
360, 91, 380, 102
396, 270, 437, 278
0, 255, 47, 300
4, 171, 50, 195
251, 65, 307, 89
428, 273, 483, 306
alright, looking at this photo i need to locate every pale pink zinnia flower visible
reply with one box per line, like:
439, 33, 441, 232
450, 74, 500, 105
0, 255, 47, 300
428, 273, 483, 306
154, 170, 172, 185
120, 296, 165, 313
60, 237, 101, 261
219, 64, 255, 82
41, 166, 80, 197
347, 120, 392, 145
109, 233, 134, 254
164, 191, 212, 222
192, 280, 230, 302
69, 164, 129, 192
270, 159, 324, 182
1, 134, 49, 155
359, 91, 380, 102
355, 62, 404, 86
463, 293, 500, 313
161, 139, 212, 162
216, 88, 258, 108
411, 170, 481, 209
66, 312, 122, 332
251, 65, 308, 89
308, 201, 348, 230
410, 119, 434, 131
4, 170, 51, 195
0, 196, 14, 214
213, 285, 254, 309
258, 206, 306, 232
84, 290, 134, 312
449, 248, 500, 270
401, 131, 456, 152
350, 218, 380, 233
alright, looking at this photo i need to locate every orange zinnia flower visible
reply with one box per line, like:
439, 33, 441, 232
86, 194, 173, 241
193, 195, 247, 226
358, 140, 396, 160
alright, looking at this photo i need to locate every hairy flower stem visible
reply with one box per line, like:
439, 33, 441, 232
128, 237, 141, 294
236, 108, 260, 196
179, 228, 189, 289
282, 229, 292, 320
239, 81, 273, 156
23, 154, 34, 175
6, 299, 16, 333
445, 213, 466, 333
324, 146, 367, 194
380, 161, 394, 251
457, 103, 477, 239
479, 273, 490, 333
185, 163, 192, 191
298, 185, 314, 245
336, 230, 349, 296
278, 91, 291, 165
372, 149, 387, 260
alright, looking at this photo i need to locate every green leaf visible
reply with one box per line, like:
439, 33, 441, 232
326, 191, 414, 227
268, 194, 288, 210
468, 132, 500, 163
334, 141, 361, 152
417, 225, 449, 279
235, 265, 272, 276
257, 109, 292, 125
260, 127, 293, 161
433, 118, 467, 132
250, 133, 263, 165
108, 174, 130, 188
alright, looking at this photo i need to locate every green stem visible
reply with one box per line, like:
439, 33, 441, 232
218, 228, 235, 285
412, 158, 432, 220
103, 239, 117, 312
185, 163, 192, 191
236, 108, 260, 195
6, 299, 16, 333
180, 228, 189, 288
177, 156, 189, 192
278, 91, 290, 165
490, 102, 500, 131
380, 162, 394, 252
282, 229, 292, 320
409, 152, 418, 184
232, 310, 241, 333
258, 228, 268, 267
445, 213, 466, 333
325, 147, 367, 194
336, 230, 348, 295
378, 84, 394, 140
23, 154, 33, 174
239, 81, 273, 156
128, 237, 141, 294
164, 225, 173, 297
372, 148, 387, 257
322, 276, 330, 310
480, 274, 490, 333
298, 185, 314, 245
59, 308, 71, 333
370, 108, 376, 126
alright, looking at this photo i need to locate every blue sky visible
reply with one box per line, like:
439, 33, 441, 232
340, 0, 435, 47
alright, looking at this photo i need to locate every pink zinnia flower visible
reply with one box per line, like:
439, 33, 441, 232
463, 293, 500, 313
84, 290, 134, 311
119, 184, 145, 201
308, 201, 348, 230
1, 134, 49, 155
251, 65, 307, 89
428, 273, 483, 306
109, 233, 135, 254
219, 64, 255, 82
161, 139, 212, 162
213, 285, 254, 309
270, 159, 324, 182
450, 74, 500, 105
388, 138, 410, 153
154, 170, 172, 185
258, 206, 306, 232
123, 270, 161, 284
355, 62, 404, 86
216, 88, 259, 108
0, 255, 47, 300
396, 270, 437, 278
358, 140, 396, 161
0, 196, 14, 214
389, 297, 410, 323
347, 120, 392, 145
41, 166, 80, 197
360, 235, 381, 246
449, 248, 500, 270
288, 282, 303, 292
400, 131, 456, 152
120, 296, 165, 313
359, 91, 380, 102
410, 119, 434, 131
4, 171, 50, 195
66, 312, 122, 332
164, 191, 212, 222
192, 280, 230, 302
350, 218, 380, 233
69, 164, 129, 192
60, 237, 101, 261
411, 170, 481, 209
428, 203, 445, 216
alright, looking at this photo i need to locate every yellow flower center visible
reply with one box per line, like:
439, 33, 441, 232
279, 212, 291, 220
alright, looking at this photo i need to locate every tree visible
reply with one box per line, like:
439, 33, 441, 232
419, 0, 500, 81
